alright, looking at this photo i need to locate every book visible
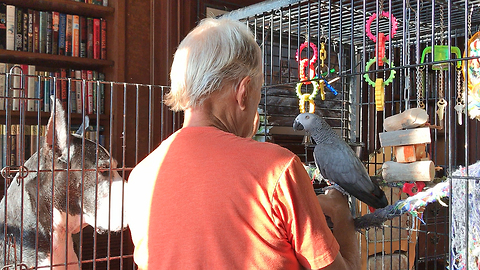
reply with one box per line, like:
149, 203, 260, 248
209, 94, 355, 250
39, 11, 47, 54
0, 63, 5, 110
27, 9, 33, 52
42, 71, 50, 112
93, 18, 100, 59
30, 124, 38, 156
69, 69, 76, 113
15, 7, 22, 51
65, 14, 72, 56
98, 72, 105, 114
51, 11, 59, 55
10, 124, 17, 166
86, 70, 93, 114
81, 69, 87, 112
45, 12, 52, 54
0, 4, 7, 49
86, 18, 93, 58
79, 16, 86, 57
92, 70, 97, 113
75, 69, 82, 113
103, 0, 108, 7
22, 10, 28, 51
100, 19, 106, 60
26, 65, 35, 111
33, 10, 39, 53
10, 64, 21, 111
58, 13, 66, 55
6, 5, 15, 50
72, 15, 79, 57
60, 68, 67, 109
23, 124, 31, 160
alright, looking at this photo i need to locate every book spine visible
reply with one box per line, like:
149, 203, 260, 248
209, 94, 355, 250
33, 10, 39, 53
45, 12, 52, 54
39, 11, 47, 54
27, 65, 35, 111
43, 71, 50, 112
6, 5, 15, 50
0, 4, 7, 50
86, 18, 93, 58
27, 9, 33, 52
99, 72, 105, 114
30, 124, 38, 155
93, 18, 100, 59
51, 11, 59, 55
100, 18, 106, 60
92, 70, 97, 113
72, 15, 79, 57
87, 70, 93, 114
69, 69, 76, 113
81, 69, 87, 112
79, 16, 86, 58
22, 10, 28, 51
75, 70, 82, 113
10, 124, 17, 166
15, 7, 22, 51
11, 64, 20, 111
58, 13, 66, 55
0, 63, 5, 110
24, 124, 31, 159
60, 68, 67, 109
65, 14, 72, 56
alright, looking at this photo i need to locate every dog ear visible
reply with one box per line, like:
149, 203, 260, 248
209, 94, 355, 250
45, 96, 69, 156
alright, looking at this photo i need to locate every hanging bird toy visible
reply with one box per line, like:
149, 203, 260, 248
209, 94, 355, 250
364, 10, 398, 111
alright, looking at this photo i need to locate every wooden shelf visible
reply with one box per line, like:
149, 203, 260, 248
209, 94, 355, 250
0, 110, 109, 125
2, 0, 114, 18
0, 50, 114, 70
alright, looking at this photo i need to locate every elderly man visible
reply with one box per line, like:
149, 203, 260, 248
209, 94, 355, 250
126, 18, 360, 270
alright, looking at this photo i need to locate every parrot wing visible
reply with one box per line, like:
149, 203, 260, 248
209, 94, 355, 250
313, 140, 388, 209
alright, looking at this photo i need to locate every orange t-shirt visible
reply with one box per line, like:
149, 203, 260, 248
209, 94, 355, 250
127, 126, 339, 269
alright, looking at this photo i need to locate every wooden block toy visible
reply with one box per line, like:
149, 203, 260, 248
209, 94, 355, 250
384, 108, 429, 132
382, 160, 434, 182
394, 144, 427, 163
379, 127, 431, 147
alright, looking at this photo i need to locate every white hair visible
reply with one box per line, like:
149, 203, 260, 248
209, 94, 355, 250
165, 18, 262, 111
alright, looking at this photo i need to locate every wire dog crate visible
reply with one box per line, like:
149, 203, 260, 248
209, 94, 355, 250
224, 0, 480, 269
0, 66, 173, 269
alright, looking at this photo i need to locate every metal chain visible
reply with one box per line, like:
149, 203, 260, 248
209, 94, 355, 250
438, 71, 444, 99
468, 5, 473, 37
440, 5, 445, 45
416, 66, 425, 108
457, 69, 463, 104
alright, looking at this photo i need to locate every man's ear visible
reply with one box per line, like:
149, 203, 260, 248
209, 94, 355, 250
235, 76, 251, 111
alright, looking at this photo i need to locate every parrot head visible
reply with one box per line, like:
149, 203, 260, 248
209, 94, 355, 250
293, 113, 321, 132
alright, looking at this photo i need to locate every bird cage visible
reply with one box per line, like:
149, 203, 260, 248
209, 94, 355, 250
224, 0, 480, 269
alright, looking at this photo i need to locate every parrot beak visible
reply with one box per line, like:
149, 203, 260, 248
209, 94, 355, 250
293, 120, 304, 131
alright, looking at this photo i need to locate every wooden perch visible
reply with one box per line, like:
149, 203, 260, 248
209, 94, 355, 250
382, 160, 435, 182
379, 127, 431, 147
383, 108, 429, 132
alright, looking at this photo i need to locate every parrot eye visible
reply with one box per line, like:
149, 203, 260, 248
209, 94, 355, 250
305, 115, 310, 120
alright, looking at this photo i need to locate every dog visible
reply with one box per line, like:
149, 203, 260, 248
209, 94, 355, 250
0, 98, 127, 269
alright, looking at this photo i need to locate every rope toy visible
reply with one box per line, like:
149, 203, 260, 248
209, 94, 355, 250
366, 11, 398, 43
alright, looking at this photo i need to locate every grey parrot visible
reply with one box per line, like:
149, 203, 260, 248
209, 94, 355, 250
293, 113, 389, 209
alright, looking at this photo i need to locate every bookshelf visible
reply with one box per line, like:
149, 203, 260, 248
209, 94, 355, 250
0, 0, 125, 160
